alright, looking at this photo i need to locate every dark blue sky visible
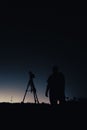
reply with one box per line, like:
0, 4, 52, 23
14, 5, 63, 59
0, 8, 87, 103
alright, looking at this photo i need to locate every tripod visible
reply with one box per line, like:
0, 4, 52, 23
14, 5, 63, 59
22, 72, 39, 104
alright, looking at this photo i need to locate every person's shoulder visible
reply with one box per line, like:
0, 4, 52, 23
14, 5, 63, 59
47, 75, 53, 81
48, 75, 53, 79
59, 72, 64, 77
59, 72, 63, 75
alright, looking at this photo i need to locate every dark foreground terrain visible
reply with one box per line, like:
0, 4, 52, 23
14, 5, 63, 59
0, 102, 87, 129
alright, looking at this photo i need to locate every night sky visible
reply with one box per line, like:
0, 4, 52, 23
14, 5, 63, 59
0, 7, 87, 103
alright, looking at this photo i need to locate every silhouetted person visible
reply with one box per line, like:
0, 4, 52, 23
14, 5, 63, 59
45, 66, 65, 105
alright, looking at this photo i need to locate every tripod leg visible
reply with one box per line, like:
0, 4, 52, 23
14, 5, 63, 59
33, 92, 39, 104
35, 93, 39, 104
33, 93, 36, 103
22, 82, 30, 103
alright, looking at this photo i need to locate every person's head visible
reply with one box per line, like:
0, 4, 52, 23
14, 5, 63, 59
52, 66, 59, 74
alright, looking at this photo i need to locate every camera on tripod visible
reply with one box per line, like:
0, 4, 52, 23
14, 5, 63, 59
29, 71, 35, 79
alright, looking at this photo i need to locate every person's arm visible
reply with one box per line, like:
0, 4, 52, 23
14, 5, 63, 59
45, 77, 50, 97
45, 85, 49, 97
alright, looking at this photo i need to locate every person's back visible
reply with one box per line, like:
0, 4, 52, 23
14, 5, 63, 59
45, 66, 65, 105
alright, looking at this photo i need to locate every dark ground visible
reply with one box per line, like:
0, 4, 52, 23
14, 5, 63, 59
0, 102, 87, 129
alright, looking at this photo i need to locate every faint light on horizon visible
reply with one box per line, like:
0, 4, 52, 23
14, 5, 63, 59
0, 89, 49, 104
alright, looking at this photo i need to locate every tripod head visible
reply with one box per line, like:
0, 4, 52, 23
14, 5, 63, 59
29, 71, 35, 80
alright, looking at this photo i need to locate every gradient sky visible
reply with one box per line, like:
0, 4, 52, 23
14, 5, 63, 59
0, 8, 87, 103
